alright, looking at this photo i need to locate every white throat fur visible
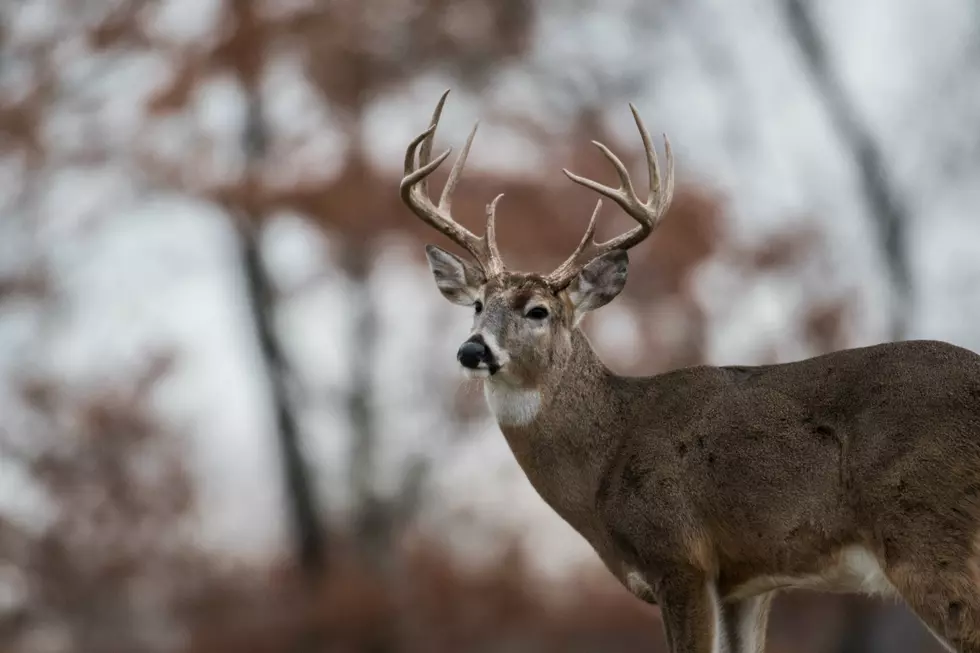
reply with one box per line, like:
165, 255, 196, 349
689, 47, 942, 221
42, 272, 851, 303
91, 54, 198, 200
483, 381, 542, 427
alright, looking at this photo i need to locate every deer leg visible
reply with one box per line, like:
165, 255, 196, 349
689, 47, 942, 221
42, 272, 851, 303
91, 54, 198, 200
720, 592, 773, 653
657, 575, 728, 653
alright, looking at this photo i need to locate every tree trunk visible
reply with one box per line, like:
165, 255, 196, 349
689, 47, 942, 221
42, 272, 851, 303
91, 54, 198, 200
340, 241, 391, 571
240, 95, 326, 575
782, 0, 913, 342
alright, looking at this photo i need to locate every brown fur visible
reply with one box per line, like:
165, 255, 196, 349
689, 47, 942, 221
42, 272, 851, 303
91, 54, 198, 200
433, 258, 980, 653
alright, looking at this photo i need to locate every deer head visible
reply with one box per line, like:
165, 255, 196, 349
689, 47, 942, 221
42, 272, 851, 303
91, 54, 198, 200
400, 90, 675, 387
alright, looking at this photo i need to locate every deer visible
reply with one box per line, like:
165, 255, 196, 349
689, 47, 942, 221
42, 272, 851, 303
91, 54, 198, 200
399, 90, 980, 653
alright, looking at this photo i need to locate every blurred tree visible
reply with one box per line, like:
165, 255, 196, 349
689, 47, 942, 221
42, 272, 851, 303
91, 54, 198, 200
781, 0, 913, 342
135, 0, 541, 577
229, 2, 327, 578
270, 0, 536, 574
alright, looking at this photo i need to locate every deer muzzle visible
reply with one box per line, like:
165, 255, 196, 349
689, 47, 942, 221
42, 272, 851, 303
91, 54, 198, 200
457, 334, 500, 375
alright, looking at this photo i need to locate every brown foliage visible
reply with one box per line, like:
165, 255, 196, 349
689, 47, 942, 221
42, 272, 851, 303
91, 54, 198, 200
181, 539, 664, 653
179, 539, 942, 653
0, 354, 213, 652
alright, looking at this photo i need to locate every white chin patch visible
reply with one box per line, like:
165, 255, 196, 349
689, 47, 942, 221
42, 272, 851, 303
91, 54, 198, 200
462, 367, 492, 380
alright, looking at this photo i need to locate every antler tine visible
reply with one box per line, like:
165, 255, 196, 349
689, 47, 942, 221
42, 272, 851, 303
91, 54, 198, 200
630, 103, 659, 204
545, 200, 601, 287
548, 104, 675, 289
402, 126, 451, 186
485, 193, 506, 275
439, 120, 479, 215
659, 134, 676, 214
399, 90, 497, 271
416, 89, 450, 199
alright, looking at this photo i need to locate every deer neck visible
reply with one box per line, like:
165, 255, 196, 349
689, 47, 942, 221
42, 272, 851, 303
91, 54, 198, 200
483, 329, 618, 522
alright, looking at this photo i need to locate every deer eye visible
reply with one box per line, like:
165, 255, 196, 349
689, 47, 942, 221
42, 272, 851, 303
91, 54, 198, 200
474, 300, 483, 314
526, 306, 549, 320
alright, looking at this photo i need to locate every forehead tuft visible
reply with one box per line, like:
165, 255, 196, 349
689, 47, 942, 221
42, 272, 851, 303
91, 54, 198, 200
484, 271, 568, 314
485, 271, 550, 295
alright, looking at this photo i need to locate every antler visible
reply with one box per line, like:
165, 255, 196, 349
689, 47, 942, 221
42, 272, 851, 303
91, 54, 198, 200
400, 90, 505, 277
545, 104, 675, 290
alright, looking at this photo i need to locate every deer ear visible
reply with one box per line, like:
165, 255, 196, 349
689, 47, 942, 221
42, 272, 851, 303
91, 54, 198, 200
567, 250, 628, 323
425, 245, 486, 306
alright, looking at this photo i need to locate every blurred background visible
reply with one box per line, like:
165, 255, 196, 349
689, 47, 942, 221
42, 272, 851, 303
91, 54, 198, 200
1, 0, 978, 651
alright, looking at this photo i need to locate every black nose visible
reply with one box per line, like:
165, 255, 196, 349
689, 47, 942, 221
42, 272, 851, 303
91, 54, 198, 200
457, 336, 488, 369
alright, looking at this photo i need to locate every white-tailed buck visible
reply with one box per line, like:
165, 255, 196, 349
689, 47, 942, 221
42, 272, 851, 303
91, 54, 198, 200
400, 90, 980, 653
